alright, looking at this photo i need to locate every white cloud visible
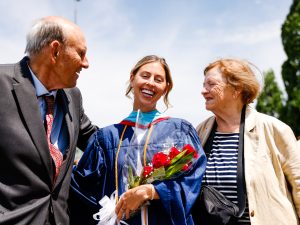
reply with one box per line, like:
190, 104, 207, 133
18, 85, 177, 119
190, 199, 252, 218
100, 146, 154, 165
194, 19, 282, 45
221, 20, 282, 45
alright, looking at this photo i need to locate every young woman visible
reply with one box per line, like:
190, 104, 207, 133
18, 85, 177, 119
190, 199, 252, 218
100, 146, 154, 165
69, 55, 206, 225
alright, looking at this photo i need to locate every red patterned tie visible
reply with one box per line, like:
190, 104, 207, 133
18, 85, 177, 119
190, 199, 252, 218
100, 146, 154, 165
45, 96, 63, 182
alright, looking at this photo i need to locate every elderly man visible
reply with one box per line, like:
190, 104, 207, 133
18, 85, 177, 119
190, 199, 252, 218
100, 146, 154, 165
0, 16, 97, 224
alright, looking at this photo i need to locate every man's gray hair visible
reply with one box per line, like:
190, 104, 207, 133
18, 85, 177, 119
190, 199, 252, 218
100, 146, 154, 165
25, 19, 66, 56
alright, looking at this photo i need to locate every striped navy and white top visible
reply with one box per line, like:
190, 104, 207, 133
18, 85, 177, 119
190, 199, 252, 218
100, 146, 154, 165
202, 132, 251, 224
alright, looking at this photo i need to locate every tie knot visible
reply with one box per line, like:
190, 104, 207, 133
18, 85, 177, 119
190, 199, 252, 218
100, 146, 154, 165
45, 95, 55, 114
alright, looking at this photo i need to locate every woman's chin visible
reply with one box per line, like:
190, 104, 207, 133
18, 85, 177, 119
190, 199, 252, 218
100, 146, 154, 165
205, 102, 212, 109
134, 104, 156, 112
205, 103, 216, 112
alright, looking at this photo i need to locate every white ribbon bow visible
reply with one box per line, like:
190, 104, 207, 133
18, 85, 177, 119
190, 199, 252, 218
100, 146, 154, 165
93, 191, 129, 225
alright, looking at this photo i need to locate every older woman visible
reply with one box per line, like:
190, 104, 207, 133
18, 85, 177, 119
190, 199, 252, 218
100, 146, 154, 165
69, 55, 206, 225
195, 58, 300, 225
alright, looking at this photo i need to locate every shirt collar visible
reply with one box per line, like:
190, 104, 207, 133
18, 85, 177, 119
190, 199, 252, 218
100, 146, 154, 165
28, 65, 57, 98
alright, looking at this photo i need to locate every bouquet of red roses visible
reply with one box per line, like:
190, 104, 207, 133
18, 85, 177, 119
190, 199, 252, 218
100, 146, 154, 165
127, 144, 198, 189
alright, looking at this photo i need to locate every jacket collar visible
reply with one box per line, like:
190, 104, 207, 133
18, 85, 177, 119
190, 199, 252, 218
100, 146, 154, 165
244, 106, 257, 133
201, 105, 257, 144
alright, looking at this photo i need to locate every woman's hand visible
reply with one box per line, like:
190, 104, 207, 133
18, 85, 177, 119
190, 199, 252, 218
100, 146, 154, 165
115, 184, 155, 220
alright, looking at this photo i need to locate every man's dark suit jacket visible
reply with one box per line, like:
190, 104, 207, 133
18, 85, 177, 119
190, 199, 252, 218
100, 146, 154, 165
0, 57, 97, 225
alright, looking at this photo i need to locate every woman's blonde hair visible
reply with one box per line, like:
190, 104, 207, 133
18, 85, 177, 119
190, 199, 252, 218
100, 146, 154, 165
204, 58, 260, 104
125, 55, 173, 108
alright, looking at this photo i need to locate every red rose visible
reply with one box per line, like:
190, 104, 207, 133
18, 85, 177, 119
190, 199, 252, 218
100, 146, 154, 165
143, 165, 153, 178
169, 147, 181, 160
152, 152, 170, 168
182, 164, 189, 171
183, 144, 198, 158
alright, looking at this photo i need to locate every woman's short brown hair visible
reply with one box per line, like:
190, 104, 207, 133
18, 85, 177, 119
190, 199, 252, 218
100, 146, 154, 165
125, 55, 173, 108
204, 58, 260, 104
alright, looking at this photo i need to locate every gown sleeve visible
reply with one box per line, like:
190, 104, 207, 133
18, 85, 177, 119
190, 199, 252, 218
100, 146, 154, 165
69, 129, 108, 225
153, 120, 207, 225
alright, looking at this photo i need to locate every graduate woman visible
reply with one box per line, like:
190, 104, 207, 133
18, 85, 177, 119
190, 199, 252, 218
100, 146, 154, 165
69, 55, 206, 225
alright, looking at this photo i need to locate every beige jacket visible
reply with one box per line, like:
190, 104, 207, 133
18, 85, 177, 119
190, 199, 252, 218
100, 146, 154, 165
196, 106, 300, 225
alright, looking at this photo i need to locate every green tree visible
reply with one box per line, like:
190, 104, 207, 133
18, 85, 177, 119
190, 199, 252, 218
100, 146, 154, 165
281, 0, 300, 136
256, 70, 283, 118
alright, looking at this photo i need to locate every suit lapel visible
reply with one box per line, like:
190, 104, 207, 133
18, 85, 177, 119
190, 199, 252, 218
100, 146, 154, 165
59, 89, 74, 157
13, 59, 53, 184
54, 90, 75, 185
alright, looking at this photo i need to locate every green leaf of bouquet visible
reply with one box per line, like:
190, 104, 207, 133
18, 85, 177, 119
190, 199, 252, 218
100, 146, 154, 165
140, 167, 165, 185
165, 152, 194, 178
133, 176, 141, 188
128, 166, 134, 187
128, 167, 141, 189
151, 167, 166, 179
170, 150, 187, 164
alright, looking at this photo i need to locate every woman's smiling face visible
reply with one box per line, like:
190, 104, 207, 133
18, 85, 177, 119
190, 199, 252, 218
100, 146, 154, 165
131, 62, 168, 112
201, 67, 236, 113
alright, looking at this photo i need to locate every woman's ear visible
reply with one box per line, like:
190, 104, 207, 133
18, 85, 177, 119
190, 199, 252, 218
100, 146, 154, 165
129, 74, 135, 87
164, 83, 169, 95
233, 88, 241, 99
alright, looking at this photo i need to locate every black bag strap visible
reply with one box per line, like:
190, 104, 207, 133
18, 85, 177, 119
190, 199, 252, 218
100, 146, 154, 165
203, 105, 246, 217
203, 120, 217, 158
236, 105, 246, 217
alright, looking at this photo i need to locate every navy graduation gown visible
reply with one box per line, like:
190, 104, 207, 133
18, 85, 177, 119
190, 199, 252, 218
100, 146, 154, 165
69, 117, 206, 225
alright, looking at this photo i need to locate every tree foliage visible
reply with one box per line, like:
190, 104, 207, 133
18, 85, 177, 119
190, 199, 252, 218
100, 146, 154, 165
281, 0, 300, 136
256, 0, 300, 137
256, 70, 283, 118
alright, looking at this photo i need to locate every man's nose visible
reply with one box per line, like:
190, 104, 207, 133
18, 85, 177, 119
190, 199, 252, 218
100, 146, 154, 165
82, 56, 89, 69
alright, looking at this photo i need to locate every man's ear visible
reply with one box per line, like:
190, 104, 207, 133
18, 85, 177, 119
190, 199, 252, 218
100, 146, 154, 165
50, 40, 61, 62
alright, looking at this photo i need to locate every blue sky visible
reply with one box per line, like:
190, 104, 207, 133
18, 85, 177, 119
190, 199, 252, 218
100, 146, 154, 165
0, 0, 293, 127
